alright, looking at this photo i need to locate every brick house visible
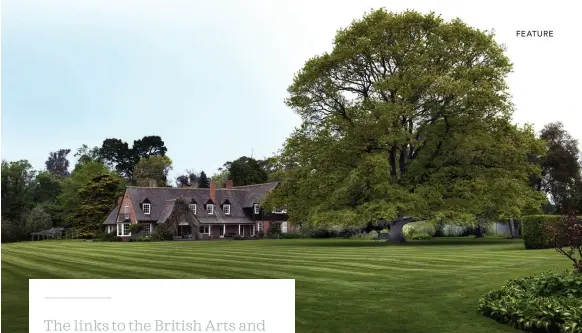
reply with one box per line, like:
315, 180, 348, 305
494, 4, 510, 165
102, 180, 294, 240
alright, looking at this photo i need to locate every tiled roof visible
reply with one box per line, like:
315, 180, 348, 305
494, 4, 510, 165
103, 206, 119, 225
103, 182, 280, 225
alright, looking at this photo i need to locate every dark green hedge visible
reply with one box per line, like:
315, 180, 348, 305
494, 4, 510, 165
478, 270, 582, 333
522, 215, 561, 249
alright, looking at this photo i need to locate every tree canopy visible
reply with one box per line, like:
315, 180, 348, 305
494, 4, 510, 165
99, 135, 168, 180
45, 149, 71, 178
133, 155, 173, 187
534, 122, 582, 213
223, 156, 268, 186
264, 9, 546, 239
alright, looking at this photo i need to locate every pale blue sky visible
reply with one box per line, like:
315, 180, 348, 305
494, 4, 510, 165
2, 0, 580, 182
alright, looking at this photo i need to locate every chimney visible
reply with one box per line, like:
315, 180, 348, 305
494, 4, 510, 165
226, 179, 233, 191
210, 182, 216, 203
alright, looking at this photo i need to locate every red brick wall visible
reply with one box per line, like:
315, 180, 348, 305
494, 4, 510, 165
118, 190, 137, 224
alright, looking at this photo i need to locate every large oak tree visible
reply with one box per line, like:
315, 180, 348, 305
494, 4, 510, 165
264, 9, 546, 242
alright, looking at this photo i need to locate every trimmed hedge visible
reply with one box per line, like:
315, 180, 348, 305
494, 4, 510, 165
522, 215, 562, 249
478, 270, 582, 333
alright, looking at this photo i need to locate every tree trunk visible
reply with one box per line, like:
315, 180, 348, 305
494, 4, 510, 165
508, 218, 515, 238
388, 220, 408, 243
474, 225, 484, 238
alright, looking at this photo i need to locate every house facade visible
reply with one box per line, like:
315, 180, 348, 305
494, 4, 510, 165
103, 180, 294, 240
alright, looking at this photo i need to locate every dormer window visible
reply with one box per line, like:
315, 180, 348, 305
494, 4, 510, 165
223, 204, 231, 215
253, 204, 260, 215
142, 203, 151, 215
206, 204, 214, 215
189, 204, 197, 214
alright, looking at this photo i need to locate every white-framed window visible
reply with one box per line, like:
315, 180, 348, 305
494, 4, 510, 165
107, 225, 114, 233
124, 205, 129, 220
117, 223, 130, 236
223, 204, 231, 215
206, 204, 214, 215
199, 225, 210, 234
143, 203, 151, 215
257, 222, 263, 232
254, 204, 260, 214
189, 204, 197, 214
144, 223, 151, 237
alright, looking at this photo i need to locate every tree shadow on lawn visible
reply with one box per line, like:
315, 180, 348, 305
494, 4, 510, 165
273, 237, 523, 248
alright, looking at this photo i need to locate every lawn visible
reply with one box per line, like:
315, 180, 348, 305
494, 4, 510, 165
1, 238, 571, 333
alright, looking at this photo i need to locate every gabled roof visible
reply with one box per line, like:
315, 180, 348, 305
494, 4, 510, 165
104, 206, 119, 225
103, 182, 280, 225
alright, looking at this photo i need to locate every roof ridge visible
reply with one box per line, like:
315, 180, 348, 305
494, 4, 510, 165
127, 186, 251, 191
232, 182, 279, 189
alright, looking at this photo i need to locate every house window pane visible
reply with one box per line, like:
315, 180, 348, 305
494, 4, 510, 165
144, 223, 151, 236
223, 204, 230, 215
143, 204, 151, 215
123, 224, 130, 236
206, 204, 214, 214
189, 204, 196, 214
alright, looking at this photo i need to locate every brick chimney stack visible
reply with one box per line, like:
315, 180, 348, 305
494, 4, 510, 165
226, 179, 233, 191
210, 182, 216, 203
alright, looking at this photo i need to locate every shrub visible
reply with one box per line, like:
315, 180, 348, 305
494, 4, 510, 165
307, 229, 339, 238
522, 215, 562, 249
544, 213, 582, 273
409, 233, 432, 240
351, 231, 379, 240
98, 231, 121, 242
403, 222, 436, 240
151, 224, 173, 241
441, 224, 466, 237
478, 270, 582, 333
279, 233, 304, 239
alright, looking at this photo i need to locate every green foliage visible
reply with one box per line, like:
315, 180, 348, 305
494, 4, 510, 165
210, 170, 229, 188
33, 171, 62, 204
99, 135, 168, 179
223, 156, 268, 186
24, 205, 52, 234
478, 271, 582, 333
409, 233, 433, 240
535, 122, 582, 213
133, 155, 173, 187
98, 231, 121, 242
197, 171, 210, 188
403, 221, 436, 240
152, 224, 173, 241
544, 213, 582, 273
441, 224, 466, 237
265, 9, 546, 230
45, 149, 71, 178
1, 160, 36, 222
129, 223, 145, 233
72, 173, 122, 239
58, 160, 112, 224
522, 215, 562, 249
1, 219, 25, 243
